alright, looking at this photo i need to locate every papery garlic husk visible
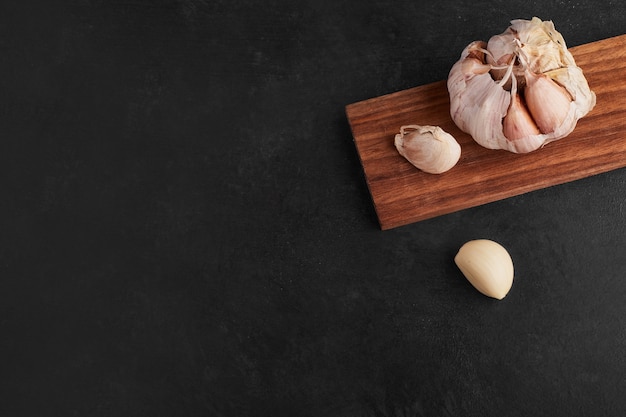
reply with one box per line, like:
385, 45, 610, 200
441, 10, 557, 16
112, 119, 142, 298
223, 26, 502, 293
447, 17, 596, 153
394, 125, 461, 174
454, 239, 514, 300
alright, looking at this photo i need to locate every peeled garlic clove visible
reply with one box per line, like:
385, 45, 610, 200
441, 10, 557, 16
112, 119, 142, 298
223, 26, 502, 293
394, 125, 461, 174
454, 239, 514, 300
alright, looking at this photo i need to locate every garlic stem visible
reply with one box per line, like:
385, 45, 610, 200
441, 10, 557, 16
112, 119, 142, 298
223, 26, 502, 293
496, 60, 515, 88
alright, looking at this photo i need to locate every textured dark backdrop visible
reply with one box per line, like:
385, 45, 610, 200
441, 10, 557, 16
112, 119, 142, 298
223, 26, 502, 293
1, 1, 625, 416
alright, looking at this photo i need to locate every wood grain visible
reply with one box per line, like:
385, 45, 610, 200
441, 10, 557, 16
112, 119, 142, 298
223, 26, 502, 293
346, 34, 626, 230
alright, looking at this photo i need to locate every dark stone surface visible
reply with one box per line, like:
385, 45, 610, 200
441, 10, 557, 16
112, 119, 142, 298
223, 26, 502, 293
1, 1, 625, 416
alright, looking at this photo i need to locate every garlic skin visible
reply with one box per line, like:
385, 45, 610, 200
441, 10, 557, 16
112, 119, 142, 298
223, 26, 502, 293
394, 125, 461, 174
447, 17, 596, 153
454, 240, 514, 300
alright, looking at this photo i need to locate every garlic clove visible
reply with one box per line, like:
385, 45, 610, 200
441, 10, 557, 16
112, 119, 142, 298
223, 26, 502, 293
524, 68, 573, 134
394, 125, 461, 174
503, 73, 541, 140
503, 93, 541, 140
454, 239, 514, 300
486, 30, 516, 66
545, 66, 596, 115
462, 44, 492, 75
462, 56, 492, 76
486, 30, 517, 84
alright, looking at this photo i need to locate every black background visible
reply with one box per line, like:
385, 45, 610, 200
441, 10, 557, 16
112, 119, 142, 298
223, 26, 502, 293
2, 1, 626, 416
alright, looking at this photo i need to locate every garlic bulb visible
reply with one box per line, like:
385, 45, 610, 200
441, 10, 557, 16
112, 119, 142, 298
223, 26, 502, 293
394, 125, 461, 174
447, 17, 596, 153
454, 240, 514, 300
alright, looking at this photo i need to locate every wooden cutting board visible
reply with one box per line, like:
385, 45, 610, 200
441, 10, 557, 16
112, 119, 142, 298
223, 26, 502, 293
346, 34, 626, 230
